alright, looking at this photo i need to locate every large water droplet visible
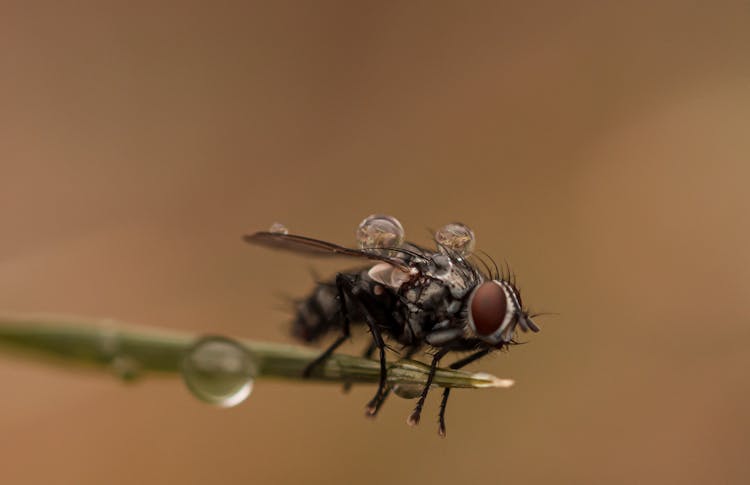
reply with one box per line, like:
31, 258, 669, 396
181, 336, 257, 408
435, 223, 475, 256
392, 382, 434, 399
356, 214, 404, 252
268, 222, 289, 235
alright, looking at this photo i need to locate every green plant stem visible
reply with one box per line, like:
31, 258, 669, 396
0, 316, 513, 389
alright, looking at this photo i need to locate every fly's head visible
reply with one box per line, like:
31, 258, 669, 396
428, 222, 540, 344
465, 279, 540, 346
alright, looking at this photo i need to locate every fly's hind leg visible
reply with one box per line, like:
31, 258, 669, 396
362, 312, 388, 416
301, 273, 390, 418
302, 273, 353, 378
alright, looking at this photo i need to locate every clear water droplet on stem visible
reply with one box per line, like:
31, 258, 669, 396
393, 382, 436, 399
435, 223, 475, 257
356, 214, 405, 253
181, 336, 257, 408
268, 222, 289, 235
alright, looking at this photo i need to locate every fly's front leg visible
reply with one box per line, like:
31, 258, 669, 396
407, 348, 449, 427
437, 348, 492, 437
302, 273, 353, 378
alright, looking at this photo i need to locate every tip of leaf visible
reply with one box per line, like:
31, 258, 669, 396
471, 372, 515, 388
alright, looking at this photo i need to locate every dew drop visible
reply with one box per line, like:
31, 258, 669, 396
181, 336, 257, 408
268, 222, 289, 235
435, 223, 475, 256
393, 383, 433, 399
356, 214, 405, 252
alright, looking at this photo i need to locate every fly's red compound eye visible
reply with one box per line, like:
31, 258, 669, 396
469, 281, 508, 337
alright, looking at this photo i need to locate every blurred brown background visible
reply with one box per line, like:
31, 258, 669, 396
1, 2, 748, 484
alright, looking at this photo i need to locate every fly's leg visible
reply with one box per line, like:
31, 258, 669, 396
362, 311, 388, 416
342, 341, 377, 393
302, 273, 353, 378
300, 273, 390, 417
437, 348, 493, 437
361, 340, 377, 359
406, 348, 449, 427
366, 346, 419, 417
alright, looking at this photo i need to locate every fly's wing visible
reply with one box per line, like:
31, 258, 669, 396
243, 232, 414, 271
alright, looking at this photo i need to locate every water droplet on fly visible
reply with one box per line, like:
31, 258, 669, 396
435, 223, 475, 256
268, 222, 289, 235
181, 336, 257, 408
356, 214, 404, 252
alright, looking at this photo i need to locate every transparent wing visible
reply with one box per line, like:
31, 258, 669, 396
243, 232, 414, 270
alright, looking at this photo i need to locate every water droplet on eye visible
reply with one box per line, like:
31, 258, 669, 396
356, 214, 405, 252
181, 336, 257, 408
268, 222, 289, 235
435, 223, 475, 256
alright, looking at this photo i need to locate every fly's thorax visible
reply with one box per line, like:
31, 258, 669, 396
403, 278, 447, 310
425, 254, 479, 300
365, 257, 478, 323
404, 276, 475, 339
366, 251, 477, 299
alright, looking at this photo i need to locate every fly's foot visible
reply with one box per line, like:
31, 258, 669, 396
407, 409, 421, 426
438, 420, 447, 438
365, 396, 380, 418
365, 386, 392, 418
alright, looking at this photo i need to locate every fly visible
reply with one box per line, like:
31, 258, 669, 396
244, 214, 540, 436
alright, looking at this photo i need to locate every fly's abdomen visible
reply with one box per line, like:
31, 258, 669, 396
292, 282, 342, 342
